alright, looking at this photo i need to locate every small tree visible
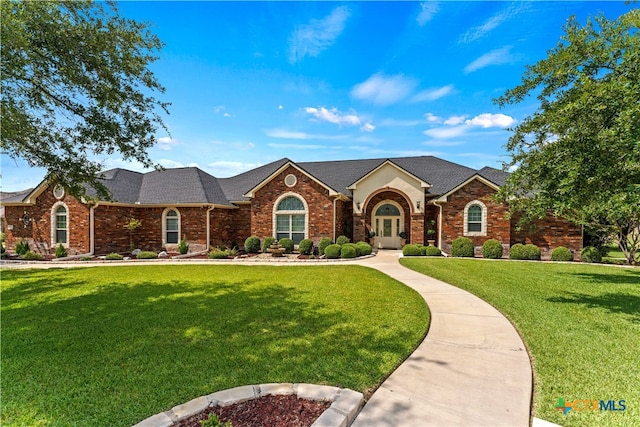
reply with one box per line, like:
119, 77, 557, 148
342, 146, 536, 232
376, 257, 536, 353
123, 218, 142, 252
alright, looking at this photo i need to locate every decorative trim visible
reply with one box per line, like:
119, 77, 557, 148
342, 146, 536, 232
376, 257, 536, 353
51, 201, 69, 248
284, 174, 297, 187
162, 207, 181, 246
272, 192, 309, 241
53, 184, 65, 199
463, 200, 487, 237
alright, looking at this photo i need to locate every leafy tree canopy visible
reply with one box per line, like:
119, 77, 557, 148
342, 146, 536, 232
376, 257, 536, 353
1, 0, 169, 200
495, 9, 640, 264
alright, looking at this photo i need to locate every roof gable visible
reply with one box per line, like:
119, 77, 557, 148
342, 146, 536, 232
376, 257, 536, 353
242, 160, 340, 198
347, 159, 431, 190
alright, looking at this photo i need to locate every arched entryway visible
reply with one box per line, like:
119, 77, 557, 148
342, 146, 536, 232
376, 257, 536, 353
372, 200, 404, 249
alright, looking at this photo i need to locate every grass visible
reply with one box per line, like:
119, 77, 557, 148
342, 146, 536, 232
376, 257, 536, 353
1, 265, 429, 427
400, 258, 640, 427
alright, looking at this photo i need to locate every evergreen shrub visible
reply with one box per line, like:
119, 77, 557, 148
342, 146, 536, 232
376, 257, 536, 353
482, 239, 503, 259
451, 237, 474, 257
336, 235, 350, 245
402, 244, 422, 256
298, 239, 314, 255
278, 238, 294, 254
324, 244, 341, 259
551, 246, 573, 262
355, 241, 372, 256
425, 246, 442, 256
318, 237, 333, 255
581, 246, 602, 263
55, 243, 68, 258
340, 244, 357, 259
262, 237, 276, 252
244, 236, 261, 254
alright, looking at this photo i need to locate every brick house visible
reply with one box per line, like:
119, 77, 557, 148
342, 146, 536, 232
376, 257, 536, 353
0, 155, 582, 257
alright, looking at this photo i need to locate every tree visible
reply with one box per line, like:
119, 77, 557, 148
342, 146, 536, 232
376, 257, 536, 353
1, 0, 169, 200
494, 9, 640, 265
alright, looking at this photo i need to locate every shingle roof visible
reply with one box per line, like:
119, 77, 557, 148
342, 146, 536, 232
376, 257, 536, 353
0, 188, 34, 203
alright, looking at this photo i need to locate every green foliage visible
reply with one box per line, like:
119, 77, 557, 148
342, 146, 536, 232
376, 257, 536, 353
342, 243, 361, 257
551, 246, 573, 262
298, 239, 314, 255
278, 238, 294, 254
509, 244, 526, 260
355, 241, 372, 256
523, 244, 541, 261
244, 236, 261, 254
262, 237, 276, 252
340, 244, 357, 259
15, 240, 30, 256
402, 244, 423, 257
0, 1, 169, 200
208, 247, 236, 259
580, 246, 602, 263
80, 256, 93, 261
324, 244, 341, 259
482, 239, 504, 259
0, 232, 5, 253
318, 237, 333, 255
178, 236, 189, 255
22, 251, 44, 260
55, 244, 68, 258
494, 9, 640, 265
336, 235, 350, 245
425, 246, 442, 257
136, 251, 158, 259
200, 413, 233, 427
451, 237, 474, 257
105, 253, 124, 260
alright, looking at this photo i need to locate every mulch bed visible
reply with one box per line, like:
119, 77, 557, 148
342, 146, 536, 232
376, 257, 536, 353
173, 394, 331, 427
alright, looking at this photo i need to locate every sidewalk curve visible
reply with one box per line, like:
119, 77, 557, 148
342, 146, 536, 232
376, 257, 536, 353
352, 251, 532, 427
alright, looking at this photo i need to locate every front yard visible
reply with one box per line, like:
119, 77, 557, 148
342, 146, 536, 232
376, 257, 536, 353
401, 258, 640, 427
0, 265, 428, 426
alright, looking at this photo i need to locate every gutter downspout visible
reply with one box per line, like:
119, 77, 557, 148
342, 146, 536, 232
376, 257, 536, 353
333, 197, 337, 241
434, 201, 444, 250
206, 205, 215, 250
89, 202, 98, 255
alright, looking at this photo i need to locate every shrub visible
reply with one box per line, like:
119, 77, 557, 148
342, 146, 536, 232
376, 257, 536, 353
55, 243, 68, 258
105, 253, 124, 260
581, 246, 602, 263
22, 251, 44, 260
200, 413, 233, 427
209, 248, 232, 259
336, 235, 350, 245
278, 238, 294, 254
355, 241, 372, 256
402, 244, 423, 256
551, 246, 573, 262
244, 236, 261, 254
178, 236, 189, 255
15, 240, 30, 256
342, 243, 361, 257
136, 251, 158, 259
482, 239, 503, 259
262, 237, 276, 252
451, 237, 474, 257
340, 244, 357, 259
509, 243, 526, 260
425, 246, 442, 256
318, 237, 333, 255
523, 244, 541, 260
298, 239, 314, 255
80, 256, 93, 261
324, 244, 341, 259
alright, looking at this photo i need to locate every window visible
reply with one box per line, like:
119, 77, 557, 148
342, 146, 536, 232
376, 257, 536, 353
55, 205, 68, 244
275, 195, 306, 244
463, 201, 487, 236
467, 205, 482, 232
165, 209, 179, 244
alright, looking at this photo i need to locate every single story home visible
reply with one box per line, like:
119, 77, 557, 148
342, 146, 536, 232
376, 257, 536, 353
0, 155, 582, 257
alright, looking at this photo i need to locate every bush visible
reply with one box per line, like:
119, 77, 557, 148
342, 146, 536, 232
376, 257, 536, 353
355, 241, 372, 256
22, 251, 44, 260
523, 244, 541, 260
425, 246, 442, 256
15, 240, 30, 256
209, 247, 235, 259
551, 246, 573, 262
80, 256, 93, 261
482, 239, 503, 259
581, 246, 602, 263
336, 235, 350, 245
105, 253, 124, 260
244, 236, 261, 254
324, 244, 341, 259
451, 237, 474, 257
509, 244, 526, 260
262, 237, 276, 252
402, 244, 423, 256
278, 238, 294, 254
178, 236, 189, 255
136, 251, 158, 259
318, 237, 333, 255
342, 243, 361, 257
55, 243, 68, 258
298, 239, 314, 255
340, 244, 357, 259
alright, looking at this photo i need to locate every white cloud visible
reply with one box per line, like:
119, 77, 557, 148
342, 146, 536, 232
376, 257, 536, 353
157, 159, 187, 169
444, 115, 467, 126
380, 118, 426, 127
278, 105, 284, 110
465, 113, 515, 128
207, 161, 262, 177
213, 105, 225, 114
289, 6, 350, 63
304, 106, 361, 127
360, 122, 375, 132
412, 84, 454, 102
265, 128, 347, 140
424, 113, 442, 123
459, 6, 518, 44
268, 143, 328, 150
351, 73, 418, 106
464, 46, 515, 74
423, 140, 465, 147
417, 1, 439, 26
209, 139, 255, 150
100, 157, 151, 173
424, 125, 468, 139
155, 137, 178, 151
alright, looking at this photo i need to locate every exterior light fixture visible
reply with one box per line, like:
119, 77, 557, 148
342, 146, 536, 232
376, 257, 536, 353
356, 201, 361, 210
416, 200, 421, 210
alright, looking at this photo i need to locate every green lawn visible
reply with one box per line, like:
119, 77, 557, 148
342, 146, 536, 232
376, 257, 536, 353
400, 258, 640, 427
1, 265, 428, 427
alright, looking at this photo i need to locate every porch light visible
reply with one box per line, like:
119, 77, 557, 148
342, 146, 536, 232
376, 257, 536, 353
416, 200, 421, 210
356, 201, 361, 210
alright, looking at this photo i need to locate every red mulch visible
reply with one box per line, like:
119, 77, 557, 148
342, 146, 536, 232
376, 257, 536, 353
173, 394, 331, 427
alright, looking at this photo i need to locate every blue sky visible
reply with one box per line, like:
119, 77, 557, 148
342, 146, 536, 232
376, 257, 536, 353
1, 1, 633, 192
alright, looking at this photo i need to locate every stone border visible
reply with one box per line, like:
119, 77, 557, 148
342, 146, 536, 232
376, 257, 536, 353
133, 383, 364, 427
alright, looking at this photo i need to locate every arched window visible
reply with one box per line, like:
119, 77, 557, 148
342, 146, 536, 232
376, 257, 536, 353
55, 205, 68, 244
464, 201, 487, 236
274, 195, 306, 244
164, 209, 180, 244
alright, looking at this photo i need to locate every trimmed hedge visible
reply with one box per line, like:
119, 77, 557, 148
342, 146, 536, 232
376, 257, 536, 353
298, 239, 314, 255
340, 244, 357, 259
581, 246, 602, 263
324, 244, 341, 259
136, 251, 158, 259
425, 246, 442, 256
244, 236, 261, 254
262, 237, 276, 253
278, 238, 294, 254
551, 246, 573, 262
524, 244, 541, 260
402, 244, 423, 256
482, 239, 503, 259
451, 237, 474, 257
318, 237, 333, 255
355, 241, 372, 256
336, 235, 350, 245
510, 243, 541, 260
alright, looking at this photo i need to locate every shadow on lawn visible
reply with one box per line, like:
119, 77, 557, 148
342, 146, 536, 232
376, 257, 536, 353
546, 292, 640, 323
564, 269, 640, 286
1, 268, 424, 426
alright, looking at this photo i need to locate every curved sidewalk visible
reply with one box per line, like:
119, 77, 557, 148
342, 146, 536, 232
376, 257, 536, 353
353, 251, 532, 427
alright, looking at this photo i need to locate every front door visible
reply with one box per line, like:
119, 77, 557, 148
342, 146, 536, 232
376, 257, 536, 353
373, 202, 403, 249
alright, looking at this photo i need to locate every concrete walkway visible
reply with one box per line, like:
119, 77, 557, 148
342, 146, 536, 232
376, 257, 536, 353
352, 251, 532, 426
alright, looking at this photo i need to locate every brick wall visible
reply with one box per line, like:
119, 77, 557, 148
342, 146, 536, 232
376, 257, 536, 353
365, 191, 414, 242
510, 213, 583, 259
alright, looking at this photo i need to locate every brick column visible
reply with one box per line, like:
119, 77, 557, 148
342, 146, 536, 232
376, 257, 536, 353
410, 213, 425, 245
